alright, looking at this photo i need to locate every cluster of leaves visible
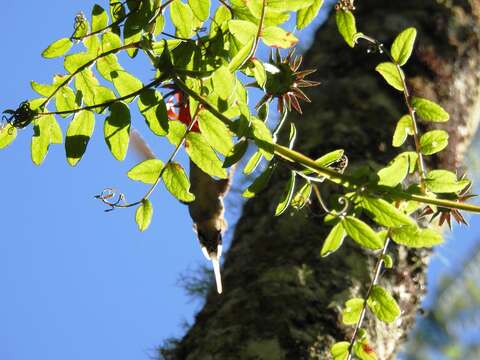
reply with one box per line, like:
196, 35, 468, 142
1, 1, 479, 359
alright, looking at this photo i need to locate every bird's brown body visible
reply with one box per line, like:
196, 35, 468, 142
188, 161, 230, 294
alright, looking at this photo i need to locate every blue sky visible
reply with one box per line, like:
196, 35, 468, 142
0, 2, 478, 360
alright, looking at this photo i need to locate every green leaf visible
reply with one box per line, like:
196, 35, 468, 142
111, 70, 143, 102
91, 86, 116, 112
65, 110, 95, 166
275, 171, 296, 216
30, 81, 55, 97
97, 54, 123, 82
42, 38, 73, 58
375, 62, 404, 91
171, 0, 194, 38
228, 38, 255, 72
303, 149, 345, 175
262, 26, 299, 48
336, 10, 356, 47
198, 109, 234, 156
341, 216, 384, 250
392, 115, 414, 147
296, 0, 324, 30
123, 10, 143, 57
188, 0, 210, 21
84, 34, 101, 55
75, 69, 100, 107
92, 4, 109, 32
166, 121, 187, 146
291, 182, 312, 210
137, 90, 169, 136
244, 150, 263, 175
162, 162, 195, 202
331, 342, 350, 360
412, 97, 449, 122
104, 102, 131, 160
228, 20, 258, 44
391, 225, 443, 248
186, 132, 228, 178
223, 139, 248, 168
321, 222, 346, 257
55, 85, 77, 118
128, 159, 164, 184
136, 199, 153, 232
212, 65, 235, 100
367, 285, 401, 323
425, 170, 470, 193
383, 254, 393, 269
342, 298, 365, 325
251, 117, 274, 160
102, 31, 122, 52
243, 162, 276, 198
359, 196, 414, 227
354, 339, 377, 360
0, 124, 17, 149
252, 59, 267, 88
420, 130, 449, 155
377, 152, 417, 187
64, 52, 95, 73
31, 115, 62, 165
391, 27, 417, 66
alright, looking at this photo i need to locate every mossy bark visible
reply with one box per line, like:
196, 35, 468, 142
163, 1, 480, 359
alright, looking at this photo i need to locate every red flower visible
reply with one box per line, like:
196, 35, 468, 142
166, 92, 200, 132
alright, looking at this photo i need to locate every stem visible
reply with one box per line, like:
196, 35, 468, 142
347, 238, 391, 360
357, 34, 427, 193
218, 0, 234, 15
39, 78, 161, 117
40, 42, 141, 110
174, 75, 480, 214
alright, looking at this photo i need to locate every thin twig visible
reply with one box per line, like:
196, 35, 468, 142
40, 42, 141, 110
39, 77, 162, 117
346, 237, 391, 360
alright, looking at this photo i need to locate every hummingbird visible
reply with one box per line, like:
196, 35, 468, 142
129, 126, 230, 294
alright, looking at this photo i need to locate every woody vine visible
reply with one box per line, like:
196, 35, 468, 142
1, 0, 479, 358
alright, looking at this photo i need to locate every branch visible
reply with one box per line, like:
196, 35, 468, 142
39, 42, 141, 110
173, 75, 480, 214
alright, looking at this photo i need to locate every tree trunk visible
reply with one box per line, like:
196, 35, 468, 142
163, 1, 480, 359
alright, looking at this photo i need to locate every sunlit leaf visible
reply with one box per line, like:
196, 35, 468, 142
391, 27, 417, 66
367, 285, 401, 323
42, 38, 73, 58
341, 216, 384, 250
65, 110, 95, 166
412, 97, 449, 122
275, 171, 296, 216
136, 199, 153, 231
128, 159, 164, 184
376, 62, 404, 91
336, 10, 356, 47
321, 222, 346, 257
342, 298, 365, 325
162, 162, 195, 202
104, 102, 131, 160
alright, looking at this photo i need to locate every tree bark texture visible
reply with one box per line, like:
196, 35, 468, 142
163, 1, 480, 359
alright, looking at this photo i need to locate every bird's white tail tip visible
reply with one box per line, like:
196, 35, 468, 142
210, 253, 223, 294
